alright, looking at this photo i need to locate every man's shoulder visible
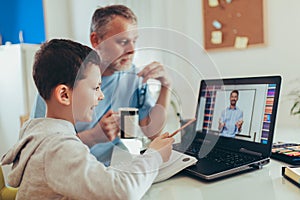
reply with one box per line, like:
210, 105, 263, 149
235, 107, 243, 114
236, 106, 242, 111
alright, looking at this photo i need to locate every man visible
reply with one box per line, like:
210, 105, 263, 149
31, 5, 171, 163
218, 90, 243, 138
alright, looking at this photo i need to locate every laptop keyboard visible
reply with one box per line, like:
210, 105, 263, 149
188, 145, 258, 167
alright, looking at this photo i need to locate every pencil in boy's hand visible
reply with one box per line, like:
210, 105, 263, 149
168, 118, 196, 138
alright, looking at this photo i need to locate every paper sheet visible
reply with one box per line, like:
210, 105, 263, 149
209, 0, 219, 7
211, 31, 222, 44
235, 36, 249, 49
110, 147, 197, 183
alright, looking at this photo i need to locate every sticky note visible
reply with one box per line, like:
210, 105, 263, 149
234, 36, 248, 49
208, 0, 219, 7
212, 20, 222, 29
211, 31, 222, 44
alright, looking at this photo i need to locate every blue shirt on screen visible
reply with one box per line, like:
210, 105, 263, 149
219, 107, 243, 138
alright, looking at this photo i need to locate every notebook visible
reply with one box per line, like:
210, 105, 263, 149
174, 75, 281, 180
110, 146, 197, 183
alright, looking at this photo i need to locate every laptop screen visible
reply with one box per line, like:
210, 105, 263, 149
193, 76, 281, 153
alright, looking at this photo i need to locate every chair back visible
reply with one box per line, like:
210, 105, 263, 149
0, 166, 18, 200
0, 166, 5, 190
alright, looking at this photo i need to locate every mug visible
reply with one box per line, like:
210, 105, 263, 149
119, 107, 139, 138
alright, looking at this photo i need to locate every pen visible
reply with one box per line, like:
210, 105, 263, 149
168, 118, 196, 138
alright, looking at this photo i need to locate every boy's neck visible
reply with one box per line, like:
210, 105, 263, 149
46, 101, 75, 125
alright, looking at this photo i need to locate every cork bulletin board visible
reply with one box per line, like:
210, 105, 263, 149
203, 0, 265, 50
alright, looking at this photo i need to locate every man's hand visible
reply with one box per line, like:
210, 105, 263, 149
218, 121, 226, 131
98, 110, 120, 142
148, 132, 174, 162
137, 61, 171, 88
236, 120, 243, 132
76, 110, 119, 148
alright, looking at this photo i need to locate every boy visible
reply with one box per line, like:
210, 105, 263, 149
1, 39, 174, 199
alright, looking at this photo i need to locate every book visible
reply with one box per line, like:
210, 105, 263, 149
271, 143, 300, 165
110, 147, 197, 183
282, 166, 300, 187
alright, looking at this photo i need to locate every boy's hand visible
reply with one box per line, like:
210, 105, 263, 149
149, 132, 174, 162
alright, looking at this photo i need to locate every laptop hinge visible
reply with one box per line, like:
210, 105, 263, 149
239, 148, 262, 157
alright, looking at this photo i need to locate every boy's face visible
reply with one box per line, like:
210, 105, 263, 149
95, 16, 138, 75
72, 64, 104, 122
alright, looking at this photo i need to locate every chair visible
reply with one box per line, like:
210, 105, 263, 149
19, 114, 29, 127
0, 166, 18, 200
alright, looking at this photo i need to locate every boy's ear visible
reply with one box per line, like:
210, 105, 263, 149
54, 84, 72, 106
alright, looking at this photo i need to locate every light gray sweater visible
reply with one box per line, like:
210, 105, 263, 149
1, 118, 162, 200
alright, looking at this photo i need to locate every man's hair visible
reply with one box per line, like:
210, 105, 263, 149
231, 90, 239, 96
33, 39, 100, 100
90, 5, 137, 38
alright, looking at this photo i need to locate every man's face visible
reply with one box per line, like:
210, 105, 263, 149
230, 92, 238, 107
95, 16, 138, 75
72, 64, 104, 122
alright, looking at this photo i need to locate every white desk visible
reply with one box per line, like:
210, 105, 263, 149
143, 127, 300, 200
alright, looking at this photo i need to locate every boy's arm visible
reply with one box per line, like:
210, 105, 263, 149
44, 135, 172, 199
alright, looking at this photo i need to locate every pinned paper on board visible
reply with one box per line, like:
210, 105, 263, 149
203, 0, 264, 50
212, 20, 222, 29
208, 0, 219, 7
211, 31, 222, 44
234, 36, 248, 49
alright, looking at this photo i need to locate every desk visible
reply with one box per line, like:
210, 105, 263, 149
143, 127, 300, 200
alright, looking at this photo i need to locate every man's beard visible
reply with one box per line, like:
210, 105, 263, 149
230, 100, 236, 106
105, 55, 133, 72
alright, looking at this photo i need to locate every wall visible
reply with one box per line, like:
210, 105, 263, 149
43, 0, 300, 129
0, 44, 40, 181
43, 0, 73, 40
0, 0, 45, 44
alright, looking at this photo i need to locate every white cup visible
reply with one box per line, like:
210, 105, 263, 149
119, 107, 139, 138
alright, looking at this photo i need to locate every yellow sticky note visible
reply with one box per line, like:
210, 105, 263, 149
235, 36, 249, 49
211, 31, 222, 44
208, 0, 219, 7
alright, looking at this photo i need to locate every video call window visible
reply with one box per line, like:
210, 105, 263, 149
196, 83, 276, 144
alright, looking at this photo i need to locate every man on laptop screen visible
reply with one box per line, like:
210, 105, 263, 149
218, 89, 244, 138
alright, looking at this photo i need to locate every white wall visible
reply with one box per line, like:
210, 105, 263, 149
43, 0, 300, 129
43, 0, 74, 40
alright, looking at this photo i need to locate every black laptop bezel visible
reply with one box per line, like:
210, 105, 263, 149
192, 75, 281, 158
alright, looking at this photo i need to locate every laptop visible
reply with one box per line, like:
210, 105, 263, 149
174, 75, 281, 180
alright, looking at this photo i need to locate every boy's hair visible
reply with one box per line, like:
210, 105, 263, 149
90, 4, 137, 38
33, 39, 100, 100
